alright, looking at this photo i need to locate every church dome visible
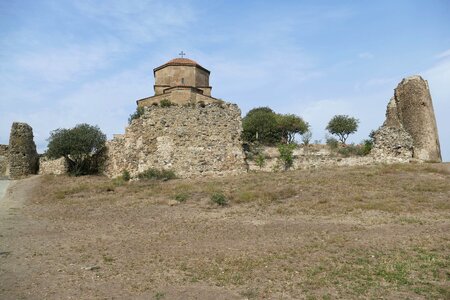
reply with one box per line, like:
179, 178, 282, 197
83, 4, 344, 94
154, 57, 210, 74
166, 58, 199, 66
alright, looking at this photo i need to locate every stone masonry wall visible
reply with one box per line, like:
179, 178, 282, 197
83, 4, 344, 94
0, 144, 8, 177
8, 122, 39, 179
247, 145, 409, 172
104, 102, 247, 178
39, 157, 69, 175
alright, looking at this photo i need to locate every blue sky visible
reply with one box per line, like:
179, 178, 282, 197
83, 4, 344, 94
1, 0, 449, 161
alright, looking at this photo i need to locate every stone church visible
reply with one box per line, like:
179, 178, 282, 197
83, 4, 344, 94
104, 56, 247, 178
136, 57, 221, 107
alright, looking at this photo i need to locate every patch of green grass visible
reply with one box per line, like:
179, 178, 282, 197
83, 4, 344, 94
153, 291, 165, 300
54, 184, 89, 199
174, 192, 189, 203
102, 254, 115, 263
301, 247, 449, 298
211, 192, 228, 206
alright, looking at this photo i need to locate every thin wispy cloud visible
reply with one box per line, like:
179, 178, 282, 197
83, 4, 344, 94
0, 1, 449, 160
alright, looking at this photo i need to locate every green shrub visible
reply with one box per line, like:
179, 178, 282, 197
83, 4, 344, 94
337, 144, 360, 157
337, 143, 373, 157
160, 99, 174, 107
255, 153, 266, 169
174, 193, 189, 203
278, 143, 296, 170
211, 192, 228, 206
326, 136, 339, 150
121, 170, 131, 181
361, 139, 373, 155
137, 168, 176, 180
128, 106, 145, 124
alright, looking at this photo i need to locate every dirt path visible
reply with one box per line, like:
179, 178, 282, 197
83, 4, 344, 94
0, 180, 9, 201
0, 176, 45, 299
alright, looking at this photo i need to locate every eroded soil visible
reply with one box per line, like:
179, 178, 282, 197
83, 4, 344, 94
0, 164, 449, 299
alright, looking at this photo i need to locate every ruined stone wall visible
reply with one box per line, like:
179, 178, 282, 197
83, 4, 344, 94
39, 157, 69, 175
104, 102, 247, 178
372, 75, 441, 162
394, 76, 441, 161
0, 144, 9, 177
246, 145, 409, 172
371, 126, 413, 160
7, 122, 39, 179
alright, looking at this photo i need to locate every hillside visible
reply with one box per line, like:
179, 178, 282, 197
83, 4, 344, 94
1, 164, 449, 299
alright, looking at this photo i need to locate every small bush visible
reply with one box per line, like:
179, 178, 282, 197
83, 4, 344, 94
337, 144, 360, 157
122, 170, 131, 181
128, 106, 145, 124
137, 168, 176, 180
255, 153, 266, 169
160, 99, 173, 107
361, 139, 373, 155
337, 143, 372, 157
326, 136, 339, 150
278, 143, 296, 170
211, 192, 228, 206
174, 193, 189, 203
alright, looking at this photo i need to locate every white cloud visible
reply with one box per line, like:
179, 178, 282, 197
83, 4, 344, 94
73, 0, 195, 43
14, 41, 123, 83
358, 52, 374, 59
435, 48, 450, 59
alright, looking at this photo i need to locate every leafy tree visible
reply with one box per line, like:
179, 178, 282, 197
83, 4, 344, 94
46, 124, 107, 176
242, 107, 309, 145
326, 115, 359, 144
276, 114, 309, 144
128, 106, 145, 124
242, 107, 280, 145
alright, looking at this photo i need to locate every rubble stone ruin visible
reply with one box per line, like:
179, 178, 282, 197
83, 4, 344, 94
105, 56, 247, 178
7, 122, 39, 179
372, 75, 441, 162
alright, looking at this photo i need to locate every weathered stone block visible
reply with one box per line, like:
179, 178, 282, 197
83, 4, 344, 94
7, 122, 39, 179
39, 157, 69, 175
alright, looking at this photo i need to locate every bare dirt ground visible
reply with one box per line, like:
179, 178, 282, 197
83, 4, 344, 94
0, 164, 449, 299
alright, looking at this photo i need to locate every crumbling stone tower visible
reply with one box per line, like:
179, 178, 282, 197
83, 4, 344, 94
393, 76, 441, 161
7, 122, 39, 179
372, 75, 442, 162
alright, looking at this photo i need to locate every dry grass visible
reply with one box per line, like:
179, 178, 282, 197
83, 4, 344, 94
1, 163, 449, 299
